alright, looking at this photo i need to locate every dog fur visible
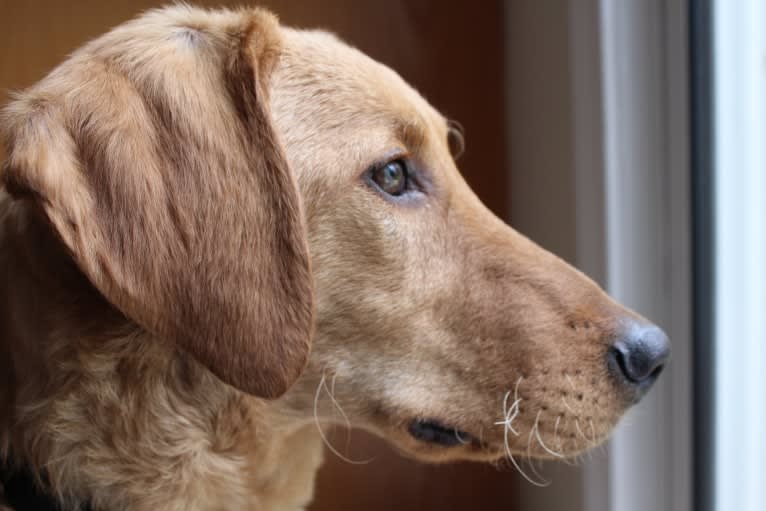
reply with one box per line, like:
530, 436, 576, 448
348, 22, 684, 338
1, 6, 657, 510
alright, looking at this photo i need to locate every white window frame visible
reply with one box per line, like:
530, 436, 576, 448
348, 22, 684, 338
712, 1, 766, 510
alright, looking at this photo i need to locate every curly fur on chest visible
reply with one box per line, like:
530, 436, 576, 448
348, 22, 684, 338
0, 330, 323, 511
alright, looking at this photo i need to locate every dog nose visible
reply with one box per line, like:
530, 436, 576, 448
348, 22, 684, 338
608, 322, 670, 395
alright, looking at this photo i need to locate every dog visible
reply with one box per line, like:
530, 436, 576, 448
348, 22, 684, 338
0, 5, 670, 510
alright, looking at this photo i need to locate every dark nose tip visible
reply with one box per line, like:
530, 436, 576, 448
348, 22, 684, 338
608, 323, 670, 395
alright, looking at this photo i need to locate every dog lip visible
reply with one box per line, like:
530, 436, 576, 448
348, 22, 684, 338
407, 419, 472, 447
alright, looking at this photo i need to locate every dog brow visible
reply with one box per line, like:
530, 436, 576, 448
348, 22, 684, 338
395, 119, 426, 152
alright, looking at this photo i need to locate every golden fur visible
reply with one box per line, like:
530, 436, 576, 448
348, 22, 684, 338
1, 5, 656, 510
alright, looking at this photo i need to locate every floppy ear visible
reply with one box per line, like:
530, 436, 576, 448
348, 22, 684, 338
0, 8, 313, 398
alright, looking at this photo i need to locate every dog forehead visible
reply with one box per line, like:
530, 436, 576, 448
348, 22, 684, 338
272, 28, 446, 143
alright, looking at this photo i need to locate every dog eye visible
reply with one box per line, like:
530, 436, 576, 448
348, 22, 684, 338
371, 160, 408, 196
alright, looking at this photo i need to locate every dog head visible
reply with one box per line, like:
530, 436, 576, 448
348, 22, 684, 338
0, 6, 669, 464
270, 27, 670, 463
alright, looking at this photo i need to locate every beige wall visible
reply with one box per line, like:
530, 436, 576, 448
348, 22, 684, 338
506, 1, 577, 265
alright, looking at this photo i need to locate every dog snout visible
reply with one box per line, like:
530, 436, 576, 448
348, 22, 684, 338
607, 322, 670, 398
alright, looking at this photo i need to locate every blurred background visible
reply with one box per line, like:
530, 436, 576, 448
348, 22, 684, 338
0, 1, 762, 511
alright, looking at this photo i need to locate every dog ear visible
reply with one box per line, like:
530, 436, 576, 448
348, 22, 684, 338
0, 8, 313, 398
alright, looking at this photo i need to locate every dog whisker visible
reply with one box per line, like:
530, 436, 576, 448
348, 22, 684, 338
508, 406, 521, 436
514, 376, 523, 404
502, 420, 549, 487
497, 390, 512, 424
574, 418, 591, 452
326, 372, 354, 453
582, 418, 598, 461
524, 420, 547, 483
565, 373, 576, 391
494, 377, 523, 435
325, 372, 351, 430
553, 415, 562, 448
494, 395, 521, 435
561, 396, 576, 414
508, 376, 523, 435
313, 372, 373, 465
554, 416, 576, 466
454, 428, 470, 445
533, 411, 564, 458
495, 377, 549, 487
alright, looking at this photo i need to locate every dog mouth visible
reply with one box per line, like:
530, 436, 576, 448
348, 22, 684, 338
407, 419, 474, 447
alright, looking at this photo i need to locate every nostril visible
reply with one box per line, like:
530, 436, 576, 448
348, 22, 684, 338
609, 324, 670, 388
609, 345, 631, 380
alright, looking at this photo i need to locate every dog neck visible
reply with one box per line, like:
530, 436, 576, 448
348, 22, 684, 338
0, 195, 325, 510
